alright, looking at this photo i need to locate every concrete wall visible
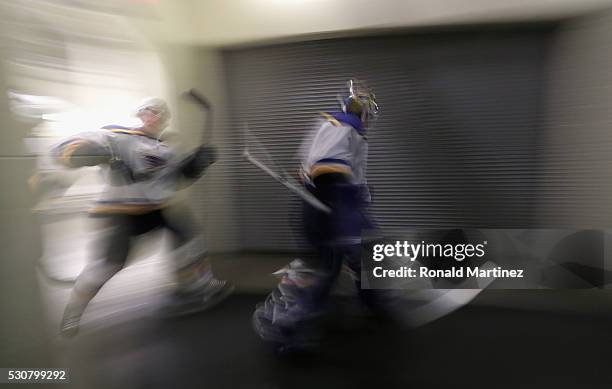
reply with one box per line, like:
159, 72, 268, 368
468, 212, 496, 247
157, 45, 239, 253
133, 0, 612, 46
0, 42, 52, 368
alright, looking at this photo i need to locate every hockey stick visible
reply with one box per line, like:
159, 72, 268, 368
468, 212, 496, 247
243, 149, 331, 214
242, 125, 332, 214
182, 88, 213, 144
167, 88, 216, 180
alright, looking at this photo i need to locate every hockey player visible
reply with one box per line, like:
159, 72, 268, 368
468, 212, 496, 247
55, 97, 233, 337
253, 80, 382, 353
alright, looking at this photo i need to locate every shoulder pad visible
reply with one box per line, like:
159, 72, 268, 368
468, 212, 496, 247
319, 112, 342, 127
102, 125, 147, 137
101, 124, 132, 130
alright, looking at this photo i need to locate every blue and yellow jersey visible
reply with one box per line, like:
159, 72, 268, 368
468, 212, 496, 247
52, 126, 181, 214
303, 112, 368, 185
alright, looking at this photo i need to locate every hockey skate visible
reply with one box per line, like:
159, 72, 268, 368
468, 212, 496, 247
159, 279, 235, 318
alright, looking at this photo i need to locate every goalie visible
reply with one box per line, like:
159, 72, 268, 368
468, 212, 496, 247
252, 80, 386, 353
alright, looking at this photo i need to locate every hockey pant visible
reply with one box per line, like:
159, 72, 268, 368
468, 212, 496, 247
71, 205, 213, 305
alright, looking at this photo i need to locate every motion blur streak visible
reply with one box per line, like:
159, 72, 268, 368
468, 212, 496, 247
1, 1, 612, 388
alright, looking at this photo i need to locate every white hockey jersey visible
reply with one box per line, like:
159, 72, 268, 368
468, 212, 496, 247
53, 126, 183, 214
302, 112, 368, 186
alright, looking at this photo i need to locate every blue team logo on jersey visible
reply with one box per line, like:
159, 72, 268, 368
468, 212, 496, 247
142, 154, 167, 170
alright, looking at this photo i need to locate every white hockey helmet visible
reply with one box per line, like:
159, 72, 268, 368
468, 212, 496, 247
135, 97, 171, 128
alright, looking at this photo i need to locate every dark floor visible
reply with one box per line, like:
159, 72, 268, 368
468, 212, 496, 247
61, 293, 612, 389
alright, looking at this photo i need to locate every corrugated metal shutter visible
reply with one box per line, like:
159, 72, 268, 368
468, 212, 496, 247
223, 27, 553, 251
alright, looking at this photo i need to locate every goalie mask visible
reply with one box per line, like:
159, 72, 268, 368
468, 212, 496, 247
340, 79, 379, 123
